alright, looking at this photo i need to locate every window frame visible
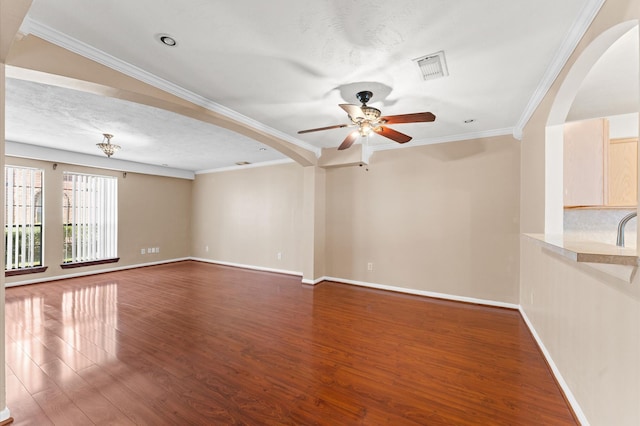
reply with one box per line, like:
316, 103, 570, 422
62, 171, 119, 268
4, 165, 47, 276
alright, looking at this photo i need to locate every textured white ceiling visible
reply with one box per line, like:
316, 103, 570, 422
5, 78, 286, 171
4, 0, 632, 175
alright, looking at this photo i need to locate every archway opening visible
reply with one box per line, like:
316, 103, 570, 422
545, 21, 639, 246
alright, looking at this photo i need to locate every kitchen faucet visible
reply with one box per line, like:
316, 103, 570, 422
616, 212, 637, 247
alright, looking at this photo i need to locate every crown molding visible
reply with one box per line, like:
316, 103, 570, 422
7, 141, 300, 178
513, 0, 607, 137
370, 127, 515, 152
19, 17, 321, 158
5, 141, 195, 179
195, 158, 295, 175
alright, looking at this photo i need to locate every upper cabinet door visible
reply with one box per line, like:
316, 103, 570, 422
563, 118, 608, 207
608, 138, 638, 207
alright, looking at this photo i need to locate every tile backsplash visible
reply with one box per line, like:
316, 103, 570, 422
564, 208, 637, 248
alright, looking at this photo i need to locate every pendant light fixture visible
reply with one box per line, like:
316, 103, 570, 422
96, 133, 121, 158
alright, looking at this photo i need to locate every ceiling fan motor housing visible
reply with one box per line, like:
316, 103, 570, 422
356, 90, 373, 105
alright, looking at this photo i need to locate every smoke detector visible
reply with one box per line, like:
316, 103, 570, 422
414, 51, 449, 81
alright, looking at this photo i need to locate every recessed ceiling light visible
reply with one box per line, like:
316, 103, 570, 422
464, 119, 476, 124
156, 34, 177, 47
235, 161, 251, 166
259, 147, 267, 151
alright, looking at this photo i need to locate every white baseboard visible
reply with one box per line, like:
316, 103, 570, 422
519, 307, 589, 426
191, 257, 302, 277
301, 277, 324, 285
5, 257, 301, 288
0, 407, 11, 422
4, 257, 191, 287
319, 276, 520, 309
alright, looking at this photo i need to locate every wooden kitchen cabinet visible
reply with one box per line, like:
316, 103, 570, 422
563, 118, 608, 207
564, 118, 638, 207
608, 138, 638, 206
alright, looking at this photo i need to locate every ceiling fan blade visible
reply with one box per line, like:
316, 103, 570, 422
373, 126, 412, 144
298, 124, 349, 134
338, 131, 360, 150
339, 104, 365, 120
381, 112, 436, 125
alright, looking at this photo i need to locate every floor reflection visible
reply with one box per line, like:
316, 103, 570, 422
6, 293, 45, 341
6, 281, 120, 372
6, 295, 47, 394
61, 282, 119, 360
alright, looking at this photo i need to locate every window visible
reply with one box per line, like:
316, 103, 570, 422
5, 166, 44, 271
63, 172, 118, 264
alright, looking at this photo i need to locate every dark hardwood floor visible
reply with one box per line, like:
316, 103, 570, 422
5, 261, 577, 425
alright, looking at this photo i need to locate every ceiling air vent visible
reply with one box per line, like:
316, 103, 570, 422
414, 51, 449, 81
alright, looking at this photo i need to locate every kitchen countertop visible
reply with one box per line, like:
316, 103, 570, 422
524, 233, 639, 266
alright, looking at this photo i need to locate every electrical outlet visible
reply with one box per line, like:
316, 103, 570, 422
148, 247, 153, 253
141, 248, 145, 255
155, 247, 160, 253
205, 245, 209, 252
277, 252, 282, 260
367, 262, 373, 271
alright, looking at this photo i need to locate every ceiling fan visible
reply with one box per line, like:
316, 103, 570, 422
298, 91, 436, 150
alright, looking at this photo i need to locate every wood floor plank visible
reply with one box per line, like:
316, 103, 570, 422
6, 374, 53, 426
39, 359, 134, 425
5, 340, 58, 397
76, 364, 171, 426
31, 383, 93, 426
5, 261, 578, 425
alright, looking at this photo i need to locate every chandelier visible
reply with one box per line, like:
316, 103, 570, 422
96, 133, 121, 158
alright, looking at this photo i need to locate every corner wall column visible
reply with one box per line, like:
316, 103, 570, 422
0, 61, 10, 425
301, 166, 326, 284
1, 1, 34, 423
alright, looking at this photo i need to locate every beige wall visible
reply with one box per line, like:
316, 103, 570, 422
4, 157, 192, 285
325, 135, 521, 303
521, 238, 639, 425
520, 0, 640, 424
188, 135, 521, 304
191, 162, 304, 273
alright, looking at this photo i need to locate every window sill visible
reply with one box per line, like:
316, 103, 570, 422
5, 266, 48, 277
60, 258, 120, 269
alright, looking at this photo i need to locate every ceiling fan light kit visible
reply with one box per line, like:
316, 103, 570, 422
298, 90, 436, 151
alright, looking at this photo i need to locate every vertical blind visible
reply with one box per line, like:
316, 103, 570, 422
63, 172, 118, 263
5, 166, 43, 270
